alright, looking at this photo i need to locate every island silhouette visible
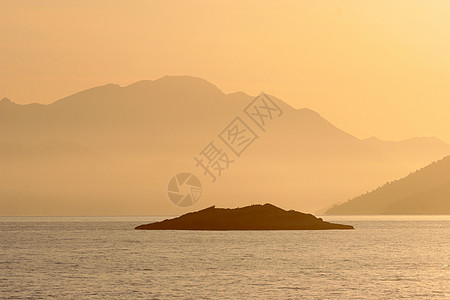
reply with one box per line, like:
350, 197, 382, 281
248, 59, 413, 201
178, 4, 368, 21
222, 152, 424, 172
135, 203, 354, 230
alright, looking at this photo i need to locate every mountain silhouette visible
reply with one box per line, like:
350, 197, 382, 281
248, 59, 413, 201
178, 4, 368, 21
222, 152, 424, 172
362, 136, 450, 171
1, 76, 449, 215
326, 155, 450, 215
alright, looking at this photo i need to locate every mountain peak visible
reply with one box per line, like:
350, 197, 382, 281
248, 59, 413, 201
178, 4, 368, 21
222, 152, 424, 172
364, 136, 381, 142
296, 108, 322, 117
1, 97, 13, 104
227, 91, 251, 98
126, 75, 225, 96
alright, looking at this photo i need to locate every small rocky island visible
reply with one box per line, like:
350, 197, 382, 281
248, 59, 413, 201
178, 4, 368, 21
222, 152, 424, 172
135, 204, 354, 230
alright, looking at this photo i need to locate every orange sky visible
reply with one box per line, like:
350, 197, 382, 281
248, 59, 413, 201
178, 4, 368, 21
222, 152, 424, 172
1, 0, 450, 143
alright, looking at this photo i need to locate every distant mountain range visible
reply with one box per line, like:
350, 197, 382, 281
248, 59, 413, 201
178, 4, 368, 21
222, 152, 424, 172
326, 155, 450, 215
362, 136, 450, 171
1, 76, 449, 215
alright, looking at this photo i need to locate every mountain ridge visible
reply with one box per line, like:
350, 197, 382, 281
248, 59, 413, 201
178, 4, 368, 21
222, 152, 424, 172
326, 155, 450, 215
1, 76, 449, 215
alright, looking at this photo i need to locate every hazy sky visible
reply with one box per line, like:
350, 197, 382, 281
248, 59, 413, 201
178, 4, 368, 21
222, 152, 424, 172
1, 0, 450, 142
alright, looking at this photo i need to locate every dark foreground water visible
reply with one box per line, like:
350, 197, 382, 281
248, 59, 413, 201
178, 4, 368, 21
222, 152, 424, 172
0, 215, 449, 299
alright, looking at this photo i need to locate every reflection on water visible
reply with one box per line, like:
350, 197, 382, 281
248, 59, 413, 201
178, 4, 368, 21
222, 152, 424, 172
1, 216, 449, 299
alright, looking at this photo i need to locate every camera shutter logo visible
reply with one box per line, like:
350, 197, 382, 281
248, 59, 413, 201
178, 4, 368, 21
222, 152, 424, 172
167, 173, 202, 207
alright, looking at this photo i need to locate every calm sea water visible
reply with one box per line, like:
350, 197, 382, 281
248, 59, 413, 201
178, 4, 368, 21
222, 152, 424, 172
1, 215, 449, 299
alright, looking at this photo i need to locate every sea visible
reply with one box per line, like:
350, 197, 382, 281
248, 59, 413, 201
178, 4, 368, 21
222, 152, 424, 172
1, 215, 449, 299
